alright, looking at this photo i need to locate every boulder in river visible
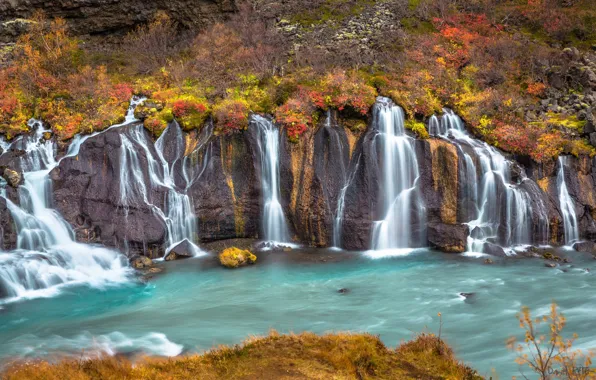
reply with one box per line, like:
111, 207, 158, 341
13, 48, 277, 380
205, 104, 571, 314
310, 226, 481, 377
219, 247, 257, 268
572, 241, 596, 253
427, 223, 469, 253
130, 255, 153, 269
164, 239, 195, 261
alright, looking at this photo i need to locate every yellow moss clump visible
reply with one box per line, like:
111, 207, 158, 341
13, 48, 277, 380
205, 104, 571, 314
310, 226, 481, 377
219, 247, 257, 268
405, 119, 430, 139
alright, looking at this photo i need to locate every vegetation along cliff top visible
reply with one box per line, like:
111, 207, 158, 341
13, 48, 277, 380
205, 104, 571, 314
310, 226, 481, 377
0, 0, 595, 163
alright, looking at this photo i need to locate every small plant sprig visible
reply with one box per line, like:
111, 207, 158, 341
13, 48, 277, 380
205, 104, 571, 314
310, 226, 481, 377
507, 302, 595, 380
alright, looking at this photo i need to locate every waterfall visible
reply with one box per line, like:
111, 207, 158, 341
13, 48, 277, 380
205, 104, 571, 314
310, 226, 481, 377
0, 121, 130, 302
117, 123, 200, 256
326, 110, 359, 249
253, 115, 290, 243
429, 110, 547, 254
557, 156, 579, 245
333, 157, 360, 249
370, 97, 425, 252
65, 96, 145, 159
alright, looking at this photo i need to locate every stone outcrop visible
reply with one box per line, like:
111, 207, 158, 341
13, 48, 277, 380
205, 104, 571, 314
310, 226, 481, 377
0, 0, 236, 41
0, 196, 17, 251
45, 105, 596, 256
164, 239, 195, 261
51, 123, 168, 258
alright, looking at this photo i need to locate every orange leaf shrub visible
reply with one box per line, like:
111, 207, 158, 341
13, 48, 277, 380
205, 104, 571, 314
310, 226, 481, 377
213, 98, 250, 134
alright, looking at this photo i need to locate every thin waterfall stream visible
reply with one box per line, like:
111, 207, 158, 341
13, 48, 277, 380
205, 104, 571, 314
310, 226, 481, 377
557, 156, 579, 245
253, 115, 290, 243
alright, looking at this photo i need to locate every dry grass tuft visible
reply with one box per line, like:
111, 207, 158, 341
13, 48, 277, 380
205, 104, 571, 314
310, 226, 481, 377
2, 331, 482, 379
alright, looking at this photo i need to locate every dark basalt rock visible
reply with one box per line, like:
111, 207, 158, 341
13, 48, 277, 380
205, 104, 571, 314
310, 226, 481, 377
52, 124, 169, 258
573, 241, 596, 253
130, 255, 153, 269
164, 239, 194, 261
0, 0, 237, 41
0, 197, 17, 251
427, 223, 469, 253
482, 242, 507, 257
188, 123, 260, 242
0, 149, 25, 187
341, 125, 379, 250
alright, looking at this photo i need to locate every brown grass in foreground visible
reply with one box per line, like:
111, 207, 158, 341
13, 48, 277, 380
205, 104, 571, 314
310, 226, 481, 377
1, 331, 482, 380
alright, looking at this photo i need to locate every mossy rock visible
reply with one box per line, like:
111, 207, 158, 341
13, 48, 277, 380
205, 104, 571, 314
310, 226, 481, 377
219, 247, 257, 268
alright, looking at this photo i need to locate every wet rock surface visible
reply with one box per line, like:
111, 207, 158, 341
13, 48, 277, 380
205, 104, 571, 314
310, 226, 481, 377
39, 97, 596, 256
52, 124, 168, 258
164, 239, 195, 261
427, 223, 469, 253
0, 197, 17, 250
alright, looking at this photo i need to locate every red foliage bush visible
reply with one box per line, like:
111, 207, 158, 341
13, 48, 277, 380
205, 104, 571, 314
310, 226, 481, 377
213, 98, 250, 134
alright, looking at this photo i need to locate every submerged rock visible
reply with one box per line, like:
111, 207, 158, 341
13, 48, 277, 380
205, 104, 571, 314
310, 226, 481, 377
573, 241, 596, 253
482, 242, 506, 257
164, 239, 195, 261
130, 255, 153, 269
219, 247, 257, 268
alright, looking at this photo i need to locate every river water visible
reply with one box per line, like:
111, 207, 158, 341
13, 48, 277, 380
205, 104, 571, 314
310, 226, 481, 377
1, 249, 594, 378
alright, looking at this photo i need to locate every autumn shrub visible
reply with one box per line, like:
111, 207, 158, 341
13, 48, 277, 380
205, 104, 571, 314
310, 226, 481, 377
507, 302, 595, 379
275, 90, 314, 142
124, 12, 181, 74
405, 119, 430, 139
0, 14, 133, 141
308, 70, 377, 115
212, 98, 250, 134
171, 96, 210, 131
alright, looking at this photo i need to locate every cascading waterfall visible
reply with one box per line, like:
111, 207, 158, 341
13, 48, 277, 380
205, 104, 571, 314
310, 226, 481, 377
117, 123, 200, 256
65, 97, 145, 159
253, 115, 290, 243
0, 121, 130, 302
429, 109, 547, 254
370, 97, 425, 252
557, 156, 579, 245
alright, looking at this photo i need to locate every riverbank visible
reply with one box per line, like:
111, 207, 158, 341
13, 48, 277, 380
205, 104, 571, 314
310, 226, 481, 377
1, 331, 481, 379
0, 248, 594, 376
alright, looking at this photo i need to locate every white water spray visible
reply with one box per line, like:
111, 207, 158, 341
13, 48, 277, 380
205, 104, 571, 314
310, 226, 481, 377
253, 115, 290, 243
0, 121, 130, 302
557, 156, 579, 245
429, 110, 548, 254
370, 98, 425, 252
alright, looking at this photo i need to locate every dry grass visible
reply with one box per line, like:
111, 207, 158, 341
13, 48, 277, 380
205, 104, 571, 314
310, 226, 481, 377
1, 331, 482, 380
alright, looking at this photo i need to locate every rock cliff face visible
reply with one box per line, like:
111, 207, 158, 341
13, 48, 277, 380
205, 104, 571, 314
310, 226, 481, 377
0, 0, 236, 39
20, 106, 596, 258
